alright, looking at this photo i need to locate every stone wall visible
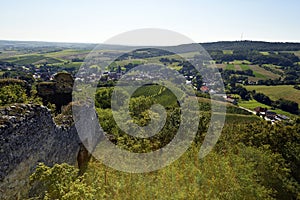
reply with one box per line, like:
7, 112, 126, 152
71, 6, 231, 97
37, 72, 74, 111
0, 104, 81, 199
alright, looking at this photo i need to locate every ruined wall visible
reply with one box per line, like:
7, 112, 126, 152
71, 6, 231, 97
0, 104, 81, 199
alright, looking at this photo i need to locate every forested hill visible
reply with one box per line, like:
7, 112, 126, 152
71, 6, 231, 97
200, 40, 300, 51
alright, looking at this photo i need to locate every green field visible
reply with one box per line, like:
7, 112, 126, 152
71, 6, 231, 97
240, 64, 250, 70
240, 64, 265, 79
216, 63, 280, 81
43, 49, 91, 58
260, 52, 270, 55
226, 64, 235, 70
63, 62, 83, 69
293, 50, 300, 57
223, 50, 233, 55
0, 54, 63, 65
245, 85, 300, 105
240, 64, 280, 81
231, 60, 251, 65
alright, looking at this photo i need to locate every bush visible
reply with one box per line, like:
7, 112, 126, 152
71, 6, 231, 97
0, 84, 28, 106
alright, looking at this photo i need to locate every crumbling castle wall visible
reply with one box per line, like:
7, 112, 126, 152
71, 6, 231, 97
0, 104, 81, 199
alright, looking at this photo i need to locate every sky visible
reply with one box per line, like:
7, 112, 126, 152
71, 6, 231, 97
0, 0, 299, 44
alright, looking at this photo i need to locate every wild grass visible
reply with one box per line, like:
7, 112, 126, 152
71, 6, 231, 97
77, 144, 272, 200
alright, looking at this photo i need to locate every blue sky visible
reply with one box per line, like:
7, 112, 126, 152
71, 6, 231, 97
0, 0, 299, 43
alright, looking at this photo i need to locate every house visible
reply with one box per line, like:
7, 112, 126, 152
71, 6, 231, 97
266, 111, 277, 119
253, 107, 289, 123
200, 86, 209, 93
209, 89, 216, 95
254, 107, 267, 115
277, 114, 290, 120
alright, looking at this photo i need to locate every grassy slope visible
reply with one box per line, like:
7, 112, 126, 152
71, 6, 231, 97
245, 85, 300, 105
217, 63, 280, 81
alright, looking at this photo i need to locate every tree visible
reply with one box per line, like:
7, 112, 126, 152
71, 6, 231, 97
253, 92, 272, 106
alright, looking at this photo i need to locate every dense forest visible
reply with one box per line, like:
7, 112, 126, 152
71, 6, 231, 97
202, 41, 300, 51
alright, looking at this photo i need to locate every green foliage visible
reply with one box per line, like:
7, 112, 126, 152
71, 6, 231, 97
29, 163, 95, 200
29, 102, 300, 199
218, 121, 300, 199
29, 145, 275, 200
0, 84, 28, 106
131, 85, 178, 108
230, 85, 251, 100
294, 85, 300, 90
95, 88, 113, 109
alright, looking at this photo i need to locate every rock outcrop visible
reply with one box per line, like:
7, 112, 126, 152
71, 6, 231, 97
0, 104, 81, 199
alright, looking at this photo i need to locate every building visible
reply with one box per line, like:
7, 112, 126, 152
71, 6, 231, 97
200, 86, 209, 93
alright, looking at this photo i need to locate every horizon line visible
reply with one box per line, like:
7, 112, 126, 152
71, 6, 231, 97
1, 39, 300, 46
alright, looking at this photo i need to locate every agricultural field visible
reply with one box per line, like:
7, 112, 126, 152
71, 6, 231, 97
42, 49, 92, 59
62, 62, 83, 69
0, 50, 24, 59
230, 60, 251, 65
222, 50, 233, 54
261, 64, 284, 74
248, 65, 280, 80
293, 50, 300, 58
282, 50, 300, 58
260, 51, 270, 55
216, 62, 280, 81
245, 85, 300, 105
0, 54, 64, 65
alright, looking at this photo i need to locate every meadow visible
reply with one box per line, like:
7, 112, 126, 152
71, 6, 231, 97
245, 85, 300, 105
